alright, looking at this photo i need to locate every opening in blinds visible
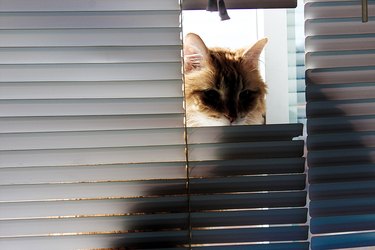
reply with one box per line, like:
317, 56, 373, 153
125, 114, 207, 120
1, 0, 307, 249
305, 0, 375, 249
182, 0, 297, 10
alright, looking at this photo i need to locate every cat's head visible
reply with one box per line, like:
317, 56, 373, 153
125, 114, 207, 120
183, 33, 268, 127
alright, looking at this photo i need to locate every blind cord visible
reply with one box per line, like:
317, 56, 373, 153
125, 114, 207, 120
180, 1, 193, 248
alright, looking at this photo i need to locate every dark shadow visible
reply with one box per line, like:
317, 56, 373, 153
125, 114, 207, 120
111, 123, 309, 249
305, 69, 375, 249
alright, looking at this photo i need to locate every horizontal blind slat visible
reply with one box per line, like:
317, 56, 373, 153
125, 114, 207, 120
189, 158, 305, 177
0, 213, 189, 238
0, 98, 184, 117
0, 180, 188, 202
187, 124, 303, 143
0, 162, 187, 185
0, 145, 186, 168
0, 115, 185, 133
0, 232, 189, 250
311, 214, 375, 234
190, 175, 306, 193
0, 45, 181, 65
0, 11, 180, 29
307, 148, 375, 167
0, 46, 181, 64
0, 0, 181, 12
193, 242, 310, 250
309, 197, 375, 217
306, 82, 375, 101
189, 141, 304, 161
0, 80, 183, 100
191, 191, 307, 211
191, 208, 308, 227
305, 1, 375, 19
306, 67, 375, 84
306, 51, 375, 68
0, 28, 181, 47
309, 163, 375, 183
0, 196, 189, 220
306, 34, 375, 52
0, 128, 186, 150
307, 132, 375, 150
309, 180, 375, 200
311, 232, 375, 250
0, 62, 182, 82
306, 99, 375, 117
305, 18, 375, 36
192, 226, 309, 244
307, 115, 375, 133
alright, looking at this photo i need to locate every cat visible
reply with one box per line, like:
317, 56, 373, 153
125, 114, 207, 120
183, 33, 268, 127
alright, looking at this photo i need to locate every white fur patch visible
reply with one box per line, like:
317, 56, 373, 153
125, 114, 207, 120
186, 112, 230, 127
186, 111, 264, 127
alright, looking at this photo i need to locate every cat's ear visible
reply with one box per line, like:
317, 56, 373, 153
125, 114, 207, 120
183, 33, 210, 72
242, 38, 268, 69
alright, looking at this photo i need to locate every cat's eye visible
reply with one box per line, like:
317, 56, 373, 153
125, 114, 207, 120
239, 89, 257, 100
204, 89, 219, 99
201, 89, 222, 108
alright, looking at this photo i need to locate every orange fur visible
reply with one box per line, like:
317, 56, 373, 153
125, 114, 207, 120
183, 33, 268, 127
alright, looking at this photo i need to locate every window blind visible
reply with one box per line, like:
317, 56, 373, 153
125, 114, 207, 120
0, 0, 188, 249
186, 124, 309, 249
0, 0, 308, 249
305, 0, 375, 249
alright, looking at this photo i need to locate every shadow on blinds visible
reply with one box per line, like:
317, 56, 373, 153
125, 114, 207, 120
112, 124, 309, 249
306, 67, 375, 249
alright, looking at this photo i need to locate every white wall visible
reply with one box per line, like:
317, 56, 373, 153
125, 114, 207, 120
261, 9, 290, 124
